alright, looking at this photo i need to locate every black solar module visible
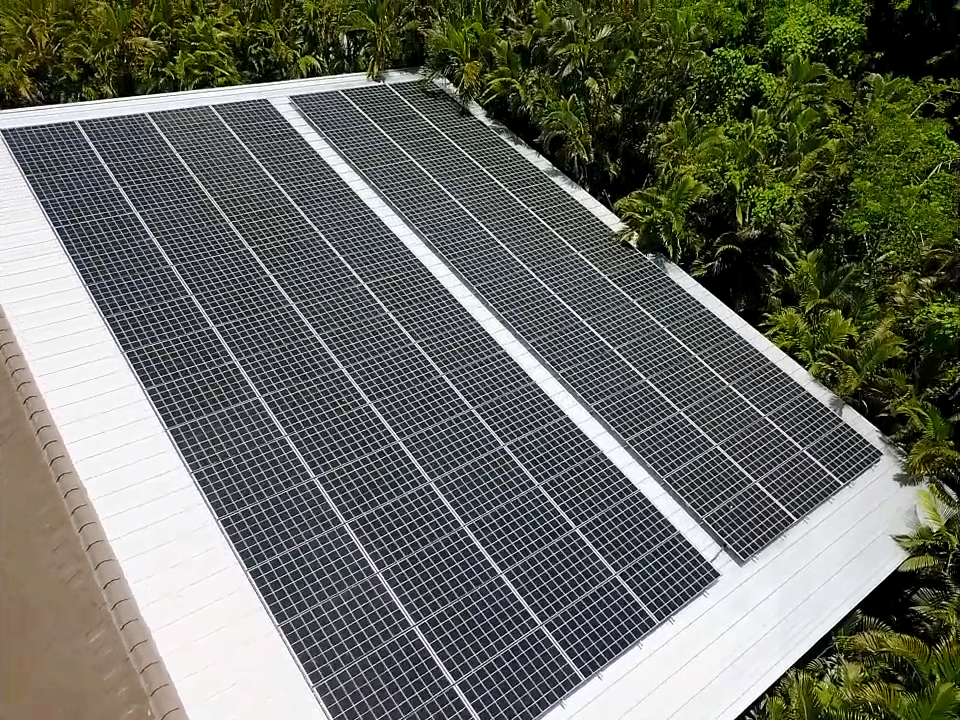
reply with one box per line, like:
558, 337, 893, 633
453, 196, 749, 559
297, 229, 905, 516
291, 82, 882, 562
3, 99, 718, 720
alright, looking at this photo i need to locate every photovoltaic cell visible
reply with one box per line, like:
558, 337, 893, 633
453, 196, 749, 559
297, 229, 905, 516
4, 97, 717, 720
383, 529, 499, 623
546, 580, 656, 676
292, 83, 883, 561
460, 630, 580, 720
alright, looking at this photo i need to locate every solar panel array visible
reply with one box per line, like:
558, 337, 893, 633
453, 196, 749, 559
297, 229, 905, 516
292, 82, 882, 561
3, 98, 719, 720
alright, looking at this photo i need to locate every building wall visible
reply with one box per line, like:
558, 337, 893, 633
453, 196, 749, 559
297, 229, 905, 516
1, 358, 153, 720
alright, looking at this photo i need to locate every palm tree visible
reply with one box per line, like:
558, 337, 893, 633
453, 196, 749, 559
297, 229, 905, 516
547, 0, 628, 102
615, 174, 707, 260
831, 319, 905, 414
774, 250, 867, 320
896, 405, 960, 494
777, 54, 829, 121
758, 666, 871, 720
424, 7, 496, 105
61, 0, 159, 100
537, 93, 603, 186
654, 108, 721, 176
897, 486, 959, 583
481, 37, 529, 114
346, 0, 416, 78
167, 9, 242, 91
842, 621, 960, 720
695, 220, 798, 315
0, 4, 56, 105
765, 306, 858, 384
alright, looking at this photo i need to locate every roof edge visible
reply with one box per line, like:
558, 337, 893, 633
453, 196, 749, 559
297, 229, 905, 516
0, 68, 422, 129
0, 308, 188, 720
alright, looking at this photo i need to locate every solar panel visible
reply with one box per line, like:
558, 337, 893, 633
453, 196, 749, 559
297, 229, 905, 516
3, 100, 718, 720
291, 83, 882, 561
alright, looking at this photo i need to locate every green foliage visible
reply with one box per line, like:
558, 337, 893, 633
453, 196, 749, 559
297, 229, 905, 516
840, 75, 959, 277
0, 0, 377, 104
168, 11, 242, 90
913, 301, 960, 357
424, 5, 496, 105
761, 0, 868, 73
345, 0, 417, 78
616, 174, 709, 261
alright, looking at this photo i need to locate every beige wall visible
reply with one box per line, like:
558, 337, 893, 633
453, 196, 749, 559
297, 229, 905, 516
1, 363, 152, 720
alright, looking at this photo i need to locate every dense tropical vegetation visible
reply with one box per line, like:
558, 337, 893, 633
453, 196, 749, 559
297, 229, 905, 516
2, 0, 958, 712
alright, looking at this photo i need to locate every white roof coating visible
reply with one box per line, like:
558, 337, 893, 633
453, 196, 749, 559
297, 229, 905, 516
0, 69, 916, 720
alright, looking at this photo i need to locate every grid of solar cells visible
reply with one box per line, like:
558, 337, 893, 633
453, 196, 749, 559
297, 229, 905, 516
198, 98, 717, 705
291, 84, 882, 561
3, 104, 717, 720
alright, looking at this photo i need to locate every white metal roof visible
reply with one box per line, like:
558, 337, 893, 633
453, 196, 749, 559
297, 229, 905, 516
0, 69, 916, 720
